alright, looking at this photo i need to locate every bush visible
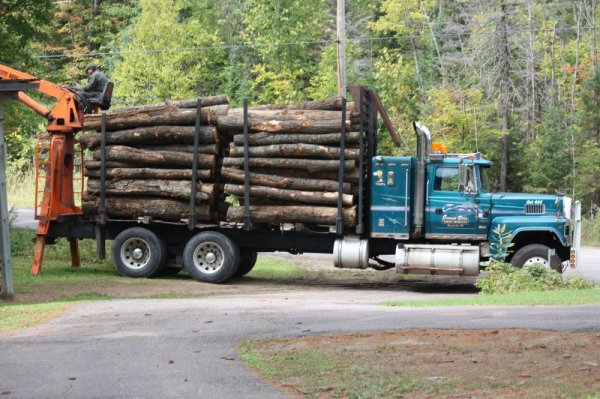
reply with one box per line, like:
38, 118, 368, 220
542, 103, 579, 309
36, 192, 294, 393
476, 261, 594, 295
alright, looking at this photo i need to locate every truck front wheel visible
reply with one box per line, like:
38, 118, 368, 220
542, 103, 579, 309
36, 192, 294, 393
112, 227, 167, 278
510, 244, 550, 269
183, 231, 240, 283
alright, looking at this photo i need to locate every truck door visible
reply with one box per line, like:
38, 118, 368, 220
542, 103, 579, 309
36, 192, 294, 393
426, 163, 486, 240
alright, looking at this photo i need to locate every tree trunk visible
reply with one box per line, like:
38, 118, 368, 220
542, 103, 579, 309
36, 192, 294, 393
228, 143, 360, 160
82, 195, 213, 222
102, 95, 229, 114
165, 95, 229, 109
232, 131, 360, 146
77, 125, 218, 149
222, 157, 356, 173
86, 179, 215, 203
85, 167, 212, 181
249, 167, 360, 183
139, 144, 220, 155
226, 205, 356, 226
248, 96, 347, 111
216, 114, 356, 134
220, 167, 352, 193
92, 146, 216, 170
224, 184, 354, 206
84, 104, 228, 131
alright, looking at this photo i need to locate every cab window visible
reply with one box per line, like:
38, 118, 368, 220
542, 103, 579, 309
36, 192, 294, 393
434, 166, 459, 192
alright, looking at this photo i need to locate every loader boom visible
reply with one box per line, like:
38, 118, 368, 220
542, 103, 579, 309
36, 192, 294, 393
0, 62, 84, 132
0, 62, 87, 274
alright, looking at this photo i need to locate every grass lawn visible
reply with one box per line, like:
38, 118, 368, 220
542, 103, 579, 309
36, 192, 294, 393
381, 287, 600, 307
240, 329, 600, 399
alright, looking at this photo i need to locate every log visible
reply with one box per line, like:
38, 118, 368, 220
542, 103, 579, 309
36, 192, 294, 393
85, 167, 212, 181
224, 184, 354, 206
225, 109, 355, 119
220, 167, 352, 193
222, 157, 356, 173
86, 179, 215, 203
84, 104, 228, 131
249, 97, 346, 111
169, 95, 229, 108
84, 160, 137, 169
77, 125, 218, 149
139, 144, 220, 155
92, 146, 216, 170
100, 95, 229, 114
216, 114, 356, 134
82, 195, 213, 222
228, 143, 360, 160
232, 131, 361, 146
226, 205, 356, 226
249, 167, 360, 183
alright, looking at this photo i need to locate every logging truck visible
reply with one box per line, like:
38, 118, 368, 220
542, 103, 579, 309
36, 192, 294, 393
0, 63, 582, 283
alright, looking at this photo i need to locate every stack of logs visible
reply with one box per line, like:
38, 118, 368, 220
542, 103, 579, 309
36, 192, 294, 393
218, 98, 361, 227
79, 95, 229, 223
80, 95, 365, 228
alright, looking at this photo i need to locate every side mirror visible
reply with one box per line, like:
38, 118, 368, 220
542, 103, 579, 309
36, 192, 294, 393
458, 162, 476, 194
458, 162, 468, 191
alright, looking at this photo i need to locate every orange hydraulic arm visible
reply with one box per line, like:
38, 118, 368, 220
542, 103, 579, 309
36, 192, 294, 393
0, 63, 84, 132
0, 62, 85, 274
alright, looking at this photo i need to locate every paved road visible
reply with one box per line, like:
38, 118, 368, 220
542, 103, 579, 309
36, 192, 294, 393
10, 208, 600, 281
1, 290, 599, 399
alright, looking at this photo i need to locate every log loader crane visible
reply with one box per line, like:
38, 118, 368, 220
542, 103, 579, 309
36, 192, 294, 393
0, 62, 108, 274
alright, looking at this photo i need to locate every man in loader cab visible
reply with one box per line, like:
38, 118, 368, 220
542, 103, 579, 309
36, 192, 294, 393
79, 63, 108, 113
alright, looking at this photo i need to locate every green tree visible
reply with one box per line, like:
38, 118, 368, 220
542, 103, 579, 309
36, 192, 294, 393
112, 0, 227, 105
243, 0, 332, 103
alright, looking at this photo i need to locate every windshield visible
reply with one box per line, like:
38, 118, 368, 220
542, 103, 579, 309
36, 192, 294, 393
479, 166, 491, 193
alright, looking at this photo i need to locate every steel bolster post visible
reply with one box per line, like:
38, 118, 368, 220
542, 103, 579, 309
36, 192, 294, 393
243, 98, 252, 231
189, 99, 202, 230
96, 111, 107, 260
336, 98, 347, 234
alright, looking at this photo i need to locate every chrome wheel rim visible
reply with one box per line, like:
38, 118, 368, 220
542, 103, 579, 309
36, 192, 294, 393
523, 256, 549, 268
120, 238, 151, 270
192, 242, 224, 275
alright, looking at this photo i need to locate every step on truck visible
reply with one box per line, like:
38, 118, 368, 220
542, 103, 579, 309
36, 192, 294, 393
0, 65, 582, 283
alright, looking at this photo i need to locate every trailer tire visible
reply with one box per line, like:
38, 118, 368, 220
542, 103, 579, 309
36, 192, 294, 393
234, 250, 258, 278
510, 244, 551, 269
112, 228, 167, 278
183, 231, 239, 283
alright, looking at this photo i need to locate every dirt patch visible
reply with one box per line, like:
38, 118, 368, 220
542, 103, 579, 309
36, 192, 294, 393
242, 329, 600, 398
8, 254, 478, 303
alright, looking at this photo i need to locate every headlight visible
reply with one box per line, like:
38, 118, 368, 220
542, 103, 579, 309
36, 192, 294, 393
563, 196, 572, 220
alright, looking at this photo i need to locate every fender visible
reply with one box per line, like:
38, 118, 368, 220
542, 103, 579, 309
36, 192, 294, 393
489, 216, 568, 247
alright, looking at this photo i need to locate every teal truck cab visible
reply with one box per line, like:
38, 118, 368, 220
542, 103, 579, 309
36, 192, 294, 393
333, 122, 581, 276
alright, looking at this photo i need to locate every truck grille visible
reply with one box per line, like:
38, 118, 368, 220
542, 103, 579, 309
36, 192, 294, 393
525, 204, 545, 214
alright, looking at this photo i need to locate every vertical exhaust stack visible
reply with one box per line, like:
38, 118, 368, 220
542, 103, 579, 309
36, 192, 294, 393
412, 122, 431, 238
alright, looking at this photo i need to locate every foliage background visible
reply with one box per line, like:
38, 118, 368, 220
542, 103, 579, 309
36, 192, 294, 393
1, 0, 599, 217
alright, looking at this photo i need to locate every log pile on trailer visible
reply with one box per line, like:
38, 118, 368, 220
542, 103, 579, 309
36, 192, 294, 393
79, 94, 370, 230
218, 98, 360, 227
80, 95, 228, 223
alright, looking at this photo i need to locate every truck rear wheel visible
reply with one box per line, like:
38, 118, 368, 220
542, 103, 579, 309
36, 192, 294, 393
510, 244, 550, 269
234, 250, 258, 278
112, 227, 167, 278
183, 231, 240, 283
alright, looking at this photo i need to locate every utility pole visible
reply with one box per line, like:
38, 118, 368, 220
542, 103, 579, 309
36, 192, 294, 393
336, 0, 346, 98
0, 96, 14, 298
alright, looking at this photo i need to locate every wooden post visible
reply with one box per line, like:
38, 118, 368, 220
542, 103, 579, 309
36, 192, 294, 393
0, 97, 14, 298
336, 0, 346, 98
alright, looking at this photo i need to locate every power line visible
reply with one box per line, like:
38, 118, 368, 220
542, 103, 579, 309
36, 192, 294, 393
34, 26, 600, 60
